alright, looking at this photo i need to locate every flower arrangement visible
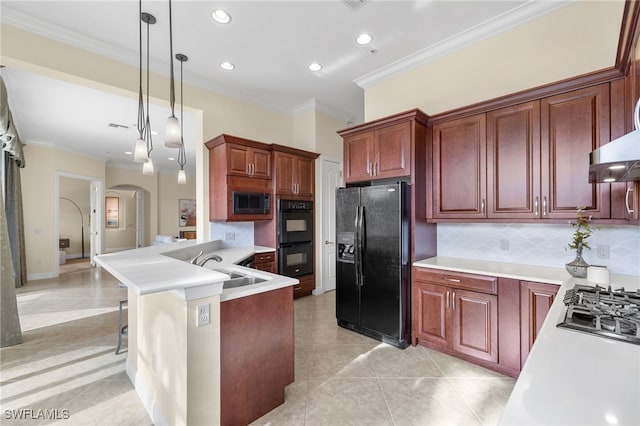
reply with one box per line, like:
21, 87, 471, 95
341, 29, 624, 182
568, 207, 594, 252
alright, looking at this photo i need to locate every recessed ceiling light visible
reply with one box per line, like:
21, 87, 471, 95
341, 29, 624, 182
309, 62, 322, 72
125, 151, 133, 155
220, 61, 235, 70
212, 9, 231, 24
356, 33, 372, 45
168, 157, 175, 161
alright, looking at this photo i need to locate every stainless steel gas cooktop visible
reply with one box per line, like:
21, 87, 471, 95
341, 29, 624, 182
557, 284, 640, 345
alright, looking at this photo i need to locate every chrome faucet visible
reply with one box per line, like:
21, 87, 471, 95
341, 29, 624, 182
189, 251, 204, 265
196, 254, 223, 266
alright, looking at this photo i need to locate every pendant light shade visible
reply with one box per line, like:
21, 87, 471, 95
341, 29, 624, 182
177, 169, 187, 184
134, 137, 148, 162
142, 157, 155, 175
165, 116, 181, 147
165, 0, 182, 148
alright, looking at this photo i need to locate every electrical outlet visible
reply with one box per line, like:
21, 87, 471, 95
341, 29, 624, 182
225, 232, 235, 241
499, 239, 509, 251
597, 244, 610, 259
197, 303, 210, 327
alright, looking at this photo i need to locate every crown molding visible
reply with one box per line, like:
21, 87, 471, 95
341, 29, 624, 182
354, 0, 574, 89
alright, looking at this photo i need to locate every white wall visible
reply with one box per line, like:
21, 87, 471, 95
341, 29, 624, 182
363, 1, 625, 120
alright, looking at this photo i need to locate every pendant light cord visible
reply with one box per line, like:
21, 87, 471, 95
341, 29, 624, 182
169, 0, 176, 118
145, 16, 153, 155
178, 58, 186, 169
137, 0, 144, 139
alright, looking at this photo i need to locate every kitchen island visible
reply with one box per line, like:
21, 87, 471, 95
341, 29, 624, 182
413, 257, 640, 426
94, 240, 298, 426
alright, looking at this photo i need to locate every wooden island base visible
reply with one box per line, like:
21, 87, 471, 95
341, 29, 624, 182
220, 285, 294, 425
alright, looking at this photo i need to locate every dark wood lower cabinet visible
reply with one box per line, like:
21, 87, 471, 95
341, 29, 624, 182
253, 251, 276, 273
413, 268, 560, 378
412, 269, 498, 366
293, 274, 315, 299
520, 280, 558, 368
220, 286, 294, 426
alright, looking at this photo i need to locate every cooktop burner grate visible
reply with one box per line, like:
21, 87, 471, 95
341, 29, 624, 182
557, 284, 640, 345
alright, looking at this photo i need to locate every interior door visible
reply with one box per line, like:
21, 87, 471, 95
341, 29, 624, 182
322, 158, 341, 292
359, 184, 403, 339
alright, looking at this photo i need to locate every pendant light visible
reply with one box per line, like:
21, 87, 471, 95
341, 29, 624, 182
164, 0, 182, 147
176, 53, 188, 184
133, 0, 148, 163
141, 11, 156, 175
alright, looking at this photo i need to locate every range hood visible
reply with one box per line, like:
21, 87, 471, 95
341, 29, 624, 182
589, 100, 640, 183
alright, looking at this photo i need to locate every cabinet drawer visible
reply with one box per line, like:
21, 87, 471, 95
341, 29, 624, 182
414, 268, 497, 295
254, 261, 276, 273
255, 252, 275, 264
293, 275, 315, 298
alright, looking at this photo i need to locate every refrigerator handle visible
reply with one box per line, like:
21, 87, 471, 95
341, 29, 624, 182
357, 205, 365, 286
354, 206, 361, 286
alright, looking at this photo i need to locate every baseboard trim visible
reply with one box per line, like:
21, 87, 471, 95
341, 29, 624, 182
126, 358, 169, 426
27, 272, 57, 281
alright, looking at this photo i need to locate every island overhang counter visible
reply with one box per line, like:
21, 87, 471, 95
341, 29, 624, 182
94, 240, 298, 426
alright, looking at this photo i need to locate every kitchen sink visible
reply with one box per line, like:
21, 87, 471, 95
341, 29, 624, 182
223, 276, 267, 289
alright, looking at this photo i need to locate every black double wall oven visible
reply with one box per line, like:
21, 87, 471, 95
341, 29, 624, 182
278, 200, 313, 278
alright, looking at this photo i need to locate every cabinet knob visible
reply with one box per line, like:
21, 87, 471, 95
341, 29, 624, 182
325, 240, 334, 245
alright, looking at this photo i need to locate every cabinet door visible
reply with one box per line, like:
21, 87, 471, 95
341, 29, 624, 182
520, 281, 558, 367
252, 148, 272, 179
541, 84, 610, 219
433, 114, 487, 219
227, 144, 251, 177
487, 102, 541, 219
344, 132, 374, 183
451, 289, 498, 363
274, 151, 295, 196
413, 282, 449, 348
295, 156, 315, 197
374, 123, 411, 179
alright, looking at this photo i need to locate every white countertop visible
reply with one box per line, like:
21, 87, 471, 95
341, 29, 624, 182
413, 257, 640, 426
94, 241, 295, 301
413, 256, 569, 284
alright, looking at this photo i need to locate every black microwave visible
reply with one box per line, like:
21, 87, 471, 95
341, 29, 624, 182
232, 191, 271, 215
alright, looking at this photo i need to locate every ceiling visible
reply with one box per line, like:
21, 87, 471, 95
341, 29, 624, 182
0, 0, 572, 175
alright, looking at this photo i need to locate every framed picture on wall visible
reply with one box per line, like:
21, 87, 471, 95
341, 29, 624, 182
179, 199, 196, 227
105, 196, 119, 228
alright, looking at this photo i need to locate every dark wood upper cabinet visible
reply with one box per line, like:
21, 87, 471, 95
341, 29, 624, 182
205, 134, 274, 222
432, 114, 487, 219
343, 132, 375, 183
272, 145, 318, 199
540, 84, 611, 219
374, 122, 412, 179
226, 143, 272, 179
487, 101, 541, 219
343, 123, 411, 183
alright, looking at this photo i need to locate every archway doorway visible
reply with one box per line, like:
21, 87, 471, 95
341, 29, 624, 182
106, 185, 147, 251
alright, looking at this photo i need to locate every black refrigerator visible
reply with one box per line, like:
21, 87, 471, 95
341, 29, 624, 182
335, 182, 410, 348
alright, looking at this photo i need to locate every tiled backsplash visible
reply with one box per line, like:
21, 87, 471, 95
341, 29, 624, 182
209, 222, 254, 247
437, 223, 640, 277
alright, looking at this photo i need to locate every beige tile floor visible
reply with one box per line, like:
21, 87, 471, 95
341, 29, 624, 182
1, 268, 515, 426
